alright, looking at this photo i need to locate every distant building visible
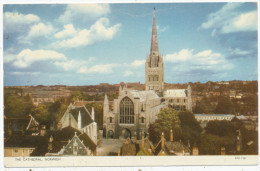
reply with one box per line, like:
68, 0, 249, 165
194, 114, 235, 122
163, 85, 192, 112
194, 114, 235, 128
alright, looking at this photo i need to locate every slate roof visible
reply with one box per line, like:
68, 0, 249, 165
59, 104, 94, 130
154, 139, 190, 155
78, 133, 97, 152
5, 126, 83, 156
164, 89, 187, 98
4, 135, 49, 156
164, 141, 191, 155
4, 115, 39, 138
129, 90, 159, 102
70, 106, 94, 128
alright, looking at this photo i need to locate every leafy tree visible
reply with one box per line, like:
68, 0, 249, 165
179, 111, 202, 146
205, 120, 236, 137
148, 108, 181, 144
31, 103, 50, 126
215, 97, 235, 114
48, 101, 67, 124
193, 97, 214, 114
4, 95, 34, 117
198, 133, 233, 155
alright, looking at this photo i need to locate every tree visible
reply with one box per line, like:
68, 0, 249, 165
205, 120, 236, 137
215, 97, 235, 114
4, 95, 34, 117
193, 97, 214, 114
148, 108, 181, 144
179, 111, 202, 146
198, 133, 233, 155
31, 104, 50, 126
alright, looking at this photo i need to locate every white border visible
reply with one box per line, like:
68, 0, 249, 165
1, 0, 260, 170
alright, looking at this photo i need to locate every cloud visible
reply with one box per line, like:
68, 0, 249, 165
8, 49, 67, 68
228, 48, 251, 56
158, 25, 169, 32
221, 11, 257, 33
124, 71, 134, 76
200, 3, 257, 35
4, 12, 40, 33
58, 4, 111, 23
165, 48, 234, 72
79, 64, 119, 74
9, 72, 40, 76
17, 22, 54, 45
4, 48, 17, 63
54, 24, 77, 39
27, 23, 54, 38
52, 18, 121, 48
54, 58, 119, 74
131, 60, 145, 67
165, 49, 193, 62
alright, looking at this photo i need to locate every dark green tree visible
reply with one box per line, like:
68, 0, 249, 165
215, 97, 235, 114
179, 111, 202, 146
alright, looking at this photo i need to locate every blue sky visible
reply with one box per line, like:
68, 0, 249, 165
3, 3, 258, 86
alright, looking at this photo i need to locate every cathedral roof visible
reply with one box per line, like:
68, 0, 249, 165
129, 90, 159, 102
164, 89, 187, 98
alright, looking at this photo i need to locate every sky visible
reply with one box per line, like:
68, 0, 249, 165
3, 3, 258, 86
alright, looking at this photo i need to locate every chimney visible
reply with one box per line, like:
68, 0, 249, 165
192, 147, 199, 155
78, 111, 82, 129
161, 132, 165, 149
141, 132, 144, 148
57, 122, 62, 130
236, 129, 242, 152
134, 131, 137, 143
119, 86, 122, 94
221, 147, 226, 155
8, 123, 12, 137
48, 136, 53, 151
91, 107, 95, 121
40, 125, 46, 136
170, 129, 173, 142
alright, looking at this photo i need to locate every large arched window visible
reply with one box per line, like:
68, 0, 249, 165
120, 97, 134, 124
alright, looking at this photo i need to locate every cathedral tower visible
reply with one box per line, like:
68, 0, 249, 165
145, 8, 164, 96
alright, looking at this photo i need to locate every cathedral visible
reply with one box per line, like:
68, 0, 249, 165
103, 9, 192, 140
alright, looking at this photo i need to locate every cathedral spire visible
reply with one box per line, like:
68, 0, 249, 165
150, 8, 159, 67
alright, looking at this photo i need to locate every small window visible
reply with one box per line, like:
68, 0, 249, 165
110, 117, 112, 123
184, 99, 186, 103
14, 149, 18, 153
141, 117, 145, 123
177, 99, 179, 103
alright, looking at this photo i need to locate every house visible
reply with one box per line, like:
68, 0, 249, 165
4, 126, 97, 157
58, 103, 97, 144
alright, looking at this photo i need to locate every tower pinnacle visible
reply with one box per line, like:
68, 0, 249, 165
150, 8, 159, 67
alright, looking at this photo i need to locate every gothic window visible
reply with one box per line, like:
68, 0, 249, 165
184, 99, 186, 103
73, 140, 78, 155
141, 117, 145, 123
110, 117, 112, 123
120, 97, 134, 124
177, 99, 179, 103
